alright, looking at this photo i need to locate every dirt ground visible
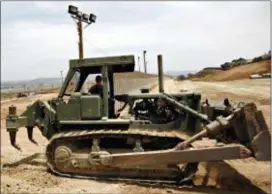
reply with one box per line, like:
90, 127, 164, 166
1, 78, 271, 194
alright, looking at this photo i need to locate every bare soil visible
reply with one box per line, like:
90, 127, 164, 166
1, 78, 271, 194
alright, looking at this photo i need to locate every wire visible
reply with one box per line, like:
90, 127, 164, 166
69, 17, 108, 55
83, 23, 91, 30
83, 37, 109, 55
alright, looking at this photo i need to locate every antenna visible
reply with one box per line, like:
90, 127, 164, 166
137, 56, 141, 72
60, 70, 64, 85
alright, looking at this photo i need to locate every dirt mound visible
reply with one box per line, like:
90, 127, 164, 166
194, 60, 271, 81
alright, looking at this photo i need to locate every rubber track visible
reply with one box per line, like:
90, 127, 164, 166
46, 128, 194, 186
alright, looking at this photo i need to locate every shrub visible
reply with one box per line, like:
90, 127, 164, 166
252, 56, 263, 63
177, 74, 186, 80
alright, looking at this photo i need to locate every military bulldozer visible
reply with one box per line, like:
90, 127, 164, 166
5, 54, 271, 184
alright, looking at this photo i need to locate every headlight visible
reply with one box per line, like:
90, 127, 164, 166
89, 14, 97, 23
68, 5, 78, 15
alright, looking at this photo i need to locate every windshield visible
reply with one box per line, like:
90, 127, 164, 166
81, 74, 102, 93
65, 71, 80, 95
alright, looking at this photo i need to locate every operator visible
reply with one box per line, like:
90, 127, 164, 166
88, 75, 103, 97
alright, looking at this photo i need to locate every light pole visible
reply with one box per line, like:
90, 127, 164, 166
60, 70, 64, 85
137, 56, 141, 72
68, 5, 97, 60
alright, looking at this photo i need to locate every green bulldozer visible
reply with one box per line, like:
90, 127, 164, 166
5, 54, 271, 184
4, 4, 271, 185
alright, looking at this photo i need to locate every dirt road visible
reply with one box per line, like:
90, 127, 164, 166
1, 79, 271, 194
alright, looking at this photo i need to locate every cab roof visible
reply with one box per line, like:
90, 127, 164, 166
69, 55, 135, 74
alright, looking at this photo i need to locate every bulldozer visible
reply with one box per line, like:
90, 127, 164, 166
5, 54, 271, 184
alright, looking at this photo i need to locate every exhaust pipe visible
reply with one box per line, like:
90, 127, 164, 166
157, 54, 164, 93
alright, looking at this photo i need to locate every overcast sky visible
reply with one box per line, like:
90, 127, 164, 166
1, 1, 270, 81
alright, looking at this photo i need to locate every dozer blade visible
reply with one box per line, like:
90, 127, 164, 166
241, 103, 271, 161
172, 102, 271, 161
251, 130, 271, 161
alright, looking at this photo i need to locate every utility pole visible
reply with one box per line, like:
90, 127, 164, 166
143, 50, 147, 73
23, 84, 26, 93
68, 5, 96, 87
39, 83, 43, 94
77, 20, 84, 60
60, 70, 64, 85
137, 56, 141, 72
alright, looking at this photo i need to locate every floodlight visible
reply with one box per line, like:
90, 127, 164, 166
68, 5, 78, 15
77, 11, 83, 20
89, 14, 97, 23
82, 13, 89, 22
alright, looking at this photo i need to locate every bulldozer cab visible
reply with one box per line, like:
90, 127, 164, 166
58, 55, 135, 118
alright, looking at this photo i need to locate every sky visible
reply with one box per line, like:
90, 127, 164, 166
1, 1, 270, 81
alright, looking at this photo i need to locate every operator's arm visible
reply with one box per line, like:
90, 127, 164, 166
88, 85, 96, 94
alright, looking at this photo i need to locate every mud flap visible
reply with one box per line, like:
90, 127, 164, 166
251, 130, 271, 161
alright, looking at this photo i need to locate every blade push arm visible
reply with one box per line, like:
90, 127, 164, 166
100, 144, 251, 167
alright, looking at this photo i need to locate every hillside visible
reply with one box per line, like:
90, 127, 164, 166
1, 77, 62, 89
192, 60, 271, 81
